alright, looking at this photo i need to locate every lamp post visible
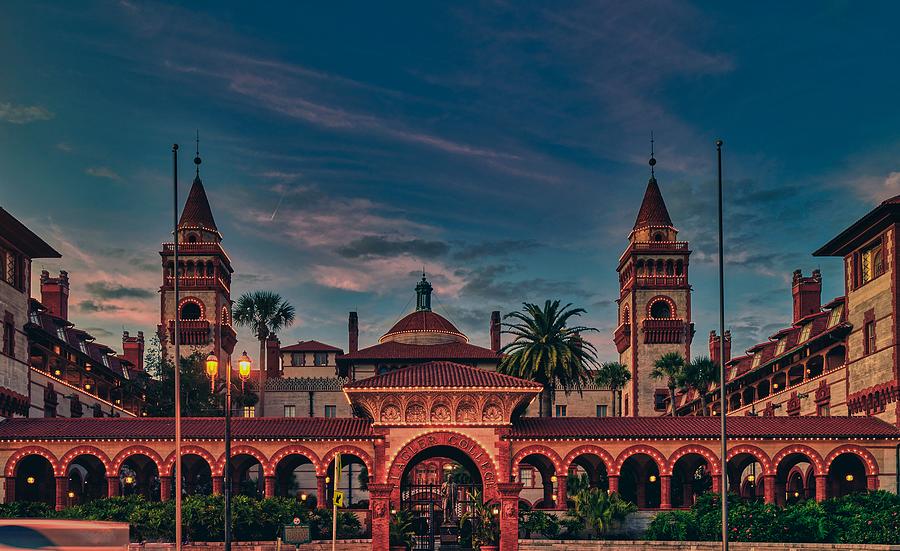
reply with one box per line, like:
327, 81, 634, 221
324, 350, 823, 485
716, 138, 728, 551
238, 351, 252, 396
172, 143, 183, 551
205, 352, 239, 550
205, 354, 219, 393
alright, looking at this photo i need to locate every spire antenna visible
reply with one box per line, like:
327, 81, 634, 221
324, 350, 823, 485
649, 131, 656, 178
193, 129, 202, 179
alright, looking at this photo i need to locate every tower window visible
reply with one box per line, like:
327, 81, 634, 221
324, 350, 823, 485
858, 238, 885, 286
649, 300, 672, 319
864, 321, 876, 355
180, 301, 202, 320
653, 232, 664, 241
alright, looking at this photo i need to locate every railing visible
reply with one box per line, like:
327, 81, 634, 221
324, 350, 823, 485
632, 241, 689, 251
168, 320, 211, 346
162, 242, 225, 255
635, 275, 688, 288
642, 319, 687, 344
163, 276, 221, 288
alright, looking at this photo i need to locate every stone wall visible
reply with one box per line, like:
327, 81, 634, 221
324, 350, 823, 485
520, 541, 900, 551
127, 540, 371, 551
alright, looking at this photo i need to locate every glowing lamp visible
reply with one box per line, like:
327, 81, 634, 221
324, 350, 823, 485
550, 475, 557, 483
793, 491, 799, 498
53, 369, 62, 376
67, 491, 75, 498
84, 383, 92, 391
772, 383, 779, 390
85, 365, 91, 372
124, 475, 135, 485
26, 476, 35, 485
238, 351, 252, 380
390, 508, 397, 515
649, 475, 657, 483
300, 493, 307, 501
492, 506, 500, 515
114, 399, 121, 405
747, 474, 755, 483
845, 474, 854, 482
325, 476, 331, 484
205, 354, 219, 379
552, 495, 557, 501
443, 464, 453, 471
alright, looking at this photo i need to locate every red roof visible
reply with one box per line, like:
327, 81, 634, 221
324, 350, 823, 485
633, 177, 673, 230
0, 417, 374, 440
281, 340, 343, 353
338, 341, 498, 361
381, 310, 464, 341
511, 416, 900, 439
343, 361, 542, 390
0, 208, 60, 259
178, 177, 218, 232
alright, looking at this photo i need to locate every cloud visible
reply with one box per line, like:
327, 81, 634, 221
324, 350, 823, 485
453, 240, 541, 261
85, 281, 154, 300
77, 299, 123, 313
83, 327, 115, 339
337, 236, 450, 260
56, 142, 73, 153
458, 264, 589, 303
0, 102, 54, 124
848, 171, 900, 204
85, 166, 122, 181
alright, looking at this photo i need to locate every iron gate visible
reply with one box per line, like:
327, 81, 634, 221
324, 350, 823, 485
400, 482, 481, 551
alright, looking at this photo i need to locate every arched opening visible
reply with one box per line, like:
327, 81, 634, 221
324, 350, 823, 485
825, 346, 845, 371
325, 454, 369, 509
649, 300, 671, 320
230, 454, 263, 498
619, 454, 661, 509
66, 455, 107, 505
757, 380, 770, 400
635, 260, 645, 276
119, 455, 160, 501
180, 301, 202, 320
181, 454, 213, 496
566, 453, 609, 507
772, 372, 786, 393
516, 453, 557, 510
14, 455, 55, 505
775, 453, 815, 505
729, 393, 741, 411
727, 453, 765, 501
786, 467, 806, 503
742, 386, 756, 406
788, 364, 804, 387
675, 260, 684, 276
275, 454, 317, 506
806, 355, 824, 378
399, 445, 485, 550
665, 260, 674, 276
186, 260, 195, 277
670, 454, 712, 508
827, 453, 866, 498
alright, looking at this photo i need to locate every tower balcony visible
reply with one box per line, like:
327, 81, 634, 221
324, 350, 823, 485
632, 241, 689, 252
635, 275, 688, 288
162, 275, 227, 290
168, 320, 211, 346
642, 318, 690, 344
614, 323, 631, 353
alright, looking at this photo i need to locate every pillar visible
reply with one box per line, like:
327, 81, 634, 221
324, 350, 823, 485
4, 477, 15, 503
368, 483, 393, 551
608, 474, 619, 495
316, 475, 327, 509
160, 477, 172, 502
682, 482, 693, 506
55, 477, 67, 511
815, 475, 827, 502
636, 480, 646, 509
763, 475, 775, 504
498, 482, 524, 551
373, 437, 386, 483
542, 475, 553, 508
660, 475, 671, 510
264, 475, 276, 498
775, 480, 786, 506
711, 475, 721, 494
555, 474, 567, 510
867, 474, 878, 491
212, 476, 223, 495
107, 476, 120, 498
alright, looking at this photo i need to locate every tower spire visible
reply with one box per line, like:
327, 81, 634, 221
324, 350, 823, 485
193, 129, 202, 181
649, 131, 656, 179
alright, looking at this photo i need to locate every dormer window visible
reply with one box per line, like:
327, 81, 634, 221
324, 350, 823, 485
828, 304, 843, 327
798, 323, 812, 343
775, 339, 786, 356
858, 238, 885, 286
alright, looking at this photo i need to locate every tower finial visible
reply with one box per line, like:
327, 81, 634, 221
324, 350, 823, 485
193, 129, 202, 180
649, 130, 656, 178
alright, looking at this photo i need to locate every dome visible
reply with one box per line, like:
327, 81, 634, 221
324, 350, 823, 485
379, 310, 467, 345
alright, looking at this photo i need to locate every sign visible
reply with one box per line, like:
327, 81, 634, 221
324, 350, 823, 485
292, 516, 301, 526
283, 524, 311, 544
390, 432, 497, 485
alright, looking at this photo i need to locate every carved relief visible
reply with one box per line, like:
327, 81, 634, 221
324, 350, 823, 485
456, 401, 477, 423
431, 402, 451, 423
381, 402, 401, 422
482, 401, 503, 422
374, 502, 386, 518
406, 402, 426, 423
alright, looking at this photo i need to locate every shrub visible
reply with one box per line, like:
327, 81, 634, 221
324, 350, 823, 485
0, 501, 55, 518
520, 510, 559, 538
644, 510, 698, 541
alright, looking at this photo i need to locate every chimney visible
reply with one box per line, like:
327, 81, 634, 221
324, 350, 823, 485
709, 330, 732, 366
348, 312, 359, 354
40, 270, 69, 321
792, 269, 822, 323
122, 330, 145, 371
490, 311, 501, 352
266, 333, 281, 378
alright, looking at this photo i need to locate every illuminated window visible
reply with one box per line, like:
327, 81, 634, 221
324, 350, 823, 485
752, 354, 762, 368
798, 323, 812, 343
243, 406, 255, 418
828, 304, 843, 327
284, 405, 296, 417
859, 239, 885, 285
775, 339, 786, 356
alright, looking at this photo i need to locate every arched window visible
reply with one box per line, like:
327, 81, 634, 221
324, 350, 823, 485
649, 300, 672, 319
622, 306, 630, 324
180, 302, 202, 320
653, 232, 664, 241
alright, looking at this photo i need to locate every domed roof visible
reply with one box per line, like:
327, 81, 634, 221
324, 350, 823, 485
379, 310, 467, 345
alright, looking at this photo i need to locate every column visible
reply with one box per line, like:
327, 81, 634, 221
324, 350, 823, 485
775, 480, 786, 506
542, 476, 553, 508
368, 483, 393, 551
682, 482, 693, 505
316, 475, 327, 509
107, 476, 120, 498
867, 474, 878, 491
373, 436, 386, 484
55, 477, 67, 511
212, 476, 223, 495
608, 474, 619, 495
763, 475, 775, 504
711, 474, 721, 494
636, 480, 646, 509
160, 477, 172, 502
4, 477, 15, 503
498, 482, 524, 551
264, 475, 276, 498
660, 475, 672, 510
815, 475, 827, 502
555, 474, 567, 510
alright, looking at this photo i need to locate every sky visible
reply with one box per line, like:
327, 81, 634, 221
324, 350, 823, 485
2, 1, 900, 361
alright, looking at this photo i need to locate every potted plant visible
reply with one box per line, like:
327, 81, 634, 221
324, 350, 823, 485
459, 491, 500, 551
389, 509, 415, 551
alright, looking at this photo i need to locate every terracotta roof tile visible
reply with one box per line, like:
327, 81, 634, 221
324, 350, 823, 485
281, 340, 343, 353
178, 178, 218, 232
633, 177, 673, 230
381, 311, 464, 341
338, 341, 498, 361
343, 361, 541, 390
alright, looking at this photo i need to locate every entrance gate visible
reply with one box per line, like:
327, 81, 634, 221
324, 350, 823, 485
400, 482, 480, 551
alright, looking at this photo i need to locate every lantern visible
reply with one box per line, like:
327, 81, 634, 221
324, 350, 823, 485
238, 351, 252, 380
649, 475, 658, 483
205, 353, 219, 380
26, 476, 35, 485
845, 473, 854, 482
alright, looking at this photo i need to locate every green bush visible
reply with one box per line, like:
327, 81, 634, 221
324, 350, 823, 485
644, 510, 698, 541
520, 510, 559, 538
0, 501, 55, 518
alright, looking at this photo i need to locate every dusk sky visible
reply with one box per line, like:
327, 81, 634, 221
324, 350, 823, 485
2, 1, 900, 360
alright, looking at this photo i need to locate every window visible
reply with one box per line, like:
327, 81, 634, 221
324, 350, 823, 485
798, 323, 812, 343
284, 405, 296, 417
775, 339, 786, 356
291, 352, 304, 366
596, 404, 608, 417
2, 318, 13, 357
519, 468, 534, 488
555, 405, 567, 417
314, 352, 328, 366
180, 301, 202, 320
324, 405, 337, 418
858, 239, 885, 286
828, 304, 843, 327
243, 406, 255, 418
1, 247, 21, 289
653, 390, 668, 412
817, 403, 830, 416
864, 321, 876, 355
649, 300, 672, 319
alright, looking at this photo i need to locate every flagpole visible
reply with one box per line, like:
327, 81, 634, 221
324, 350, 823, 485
332, 453, 340, 551
172, 143, 183, 551
716, 138, 728, 551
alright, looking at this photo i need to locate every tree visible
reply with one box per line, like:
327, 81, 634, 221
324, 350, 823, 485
680, 356, 720, 416
650, 352, 686, 416
594, 361, 631, 417
233, 291, 295, 417
499, 300, 599, 417
570, 487, 637, 538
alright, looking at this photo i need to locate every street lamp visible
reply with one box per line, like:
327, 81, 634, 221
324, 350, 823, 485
238, 351, 252, 393
205, 354, 219, 393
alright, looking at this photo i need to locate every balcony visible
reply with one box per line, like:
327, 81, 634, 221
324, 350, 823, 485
162, 242, 226, 255
632, 241, 689, 251
163, 276, 222, 289
635, 275, 688, 288
642, 319, 688, 344
168, 320, 211, 346
614, 323, 631, 353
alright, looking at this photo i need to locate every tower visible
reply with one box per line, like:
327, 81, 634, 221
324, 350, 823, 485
158, 138, 236, 369
614, 149, 693, 416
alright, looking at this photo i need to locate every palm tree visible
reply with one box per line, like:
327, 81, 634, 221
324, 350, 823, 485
650, 352, 686, 416
499, 300, 599, 417
233, 291, 295, 417
680, 356, 720, 416
594, 361, 631, 417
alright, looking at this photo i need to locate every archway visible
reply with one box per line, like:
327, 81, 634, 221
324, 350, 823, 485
66, 454, 107, 505
774, 448, 821, 506
230, 454, 263, 498
670, 452, 713, 508
324, 452, 370, 509
515, 452, 557, 510
14, 455, 55, 505
618, 454, 661, 509
562, 447, 613, 508
274, 453, 318, 505
827, 453, 866, 498
182, 454, 213, 496
119, 454, 160, 501
726, 447, 770, 501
